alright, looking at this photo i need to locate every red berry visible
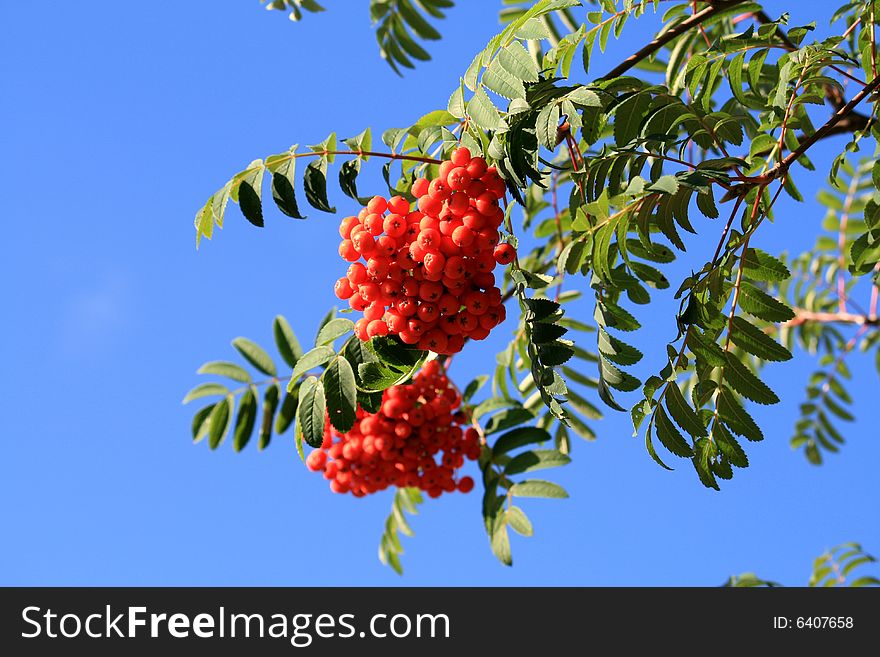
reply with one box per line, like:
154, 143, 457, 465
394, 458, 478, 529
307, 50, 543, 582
364, 301, 385, 321
438, 160, 456, 182
339, 216, 358, 239
493, 243, 516, 265
447, 167, 472, 192
334, 277, 354, 300
335, 151, 507, 355
306, 450, 327, 472
364, 212, 384, 236
351, 231, 376, 256
366, 320, 389, 338
418, 194, 442, 217
466, 157, 487, 179
451, 225, 475, 247
339, 239, 359, 262
457, 476, 475, 493
388, 195, 410, 215
423, 251, 446, 275
367, 196, 388, 214
412, 178, 430, 197
419, 281, 443, 302
451, 147, 472, 167
428, 178, 451, 201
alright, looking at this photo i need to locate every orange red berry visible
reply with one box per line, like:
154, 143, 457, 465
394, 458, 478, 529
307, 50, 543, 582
307, 360, 481, 497
334, 148, 515, 354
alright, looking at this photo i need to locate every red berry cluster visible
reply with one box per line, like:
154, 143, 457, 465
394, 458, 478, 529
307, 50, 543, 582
334, 147, 516, 354
305, 361, 480, 498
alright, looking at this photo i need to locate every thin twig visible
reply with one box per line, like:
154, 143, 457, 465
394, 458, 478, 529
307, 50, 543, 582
600, 0, 748, 80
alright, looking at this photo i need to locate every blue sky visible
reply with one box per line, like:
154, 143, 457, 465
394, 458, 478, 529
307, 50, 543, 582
2, 1, 877, 586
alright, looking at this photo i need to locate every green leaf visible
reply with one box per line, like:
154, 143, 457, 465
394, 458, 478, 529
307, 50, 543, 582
509, 480, 569, 499
741, 248, 790, 282
665, 383, 707, 437
505, 506, 534, 536
692, 438, 720, 490
729, 316, 793, 362
567, 388, 602, 419
643, 423, 674, 470
484, 59, 526, 99
191, 404, 215, 443
850, 231, 880, 274
723, 352, 780, 405
597, 328, 643, 366
717, 387, 764, 441
467, 86, 504, 131
368, 336, 425, 369
233, 386, 258, 452
182, 382, 229, 404
397, 0, 441, 40
824, 396, 854, 421
462, 375, 489, 403
688, 328, 727, 367
490, 522, 513, 566
208, 396, 233, 450
614, 92, 650, 147
259, 383, 280, 450
654, 405, 694, 457
197, 361, 252, 383
339, 159, 370, 204
739, 283, 795, 323
273, 315, 303, 369
492, 427, 552, 455
536, 102, 561, 150
498, 41, 539, 82
523, 297, 560, 321
567, 87, 601, 107
728, 51, 750, 105
232, 337, 277, 377
599, 357, 640, 392
485, 407, 537, 435
358, 389, 384, 414
504, 449, 571, 475
515, 16, 549, 39
598, 378, 626, 411
595, 301, 640, 331
238, 167, 265, 228
323, 357, 358, 433
713, 421, 749, 468
343, 127, 372, 154
289, 346, 336, 389
359, 362, 410, 392
266, 148, 306, 219
648, 174, 679, 196
297, 376, 326, 448
315, 318, 355, 346
304, 159, 336, 213
448, 82, 466, 118
275, 388, 299, 435
536, 340, 575, 366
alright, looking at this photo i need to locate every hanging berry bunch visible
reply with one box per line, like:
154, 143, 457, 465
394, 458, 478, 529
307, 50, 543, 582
334, 147, 515, 354
305, 360, 479, 498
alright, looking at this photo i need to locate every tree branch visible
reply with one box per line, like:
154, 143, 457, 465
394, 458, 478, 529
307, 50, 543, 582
600, 1, 747, 80
768, 74, 880, 178
786, 309, 880, 327
753, 9, 875, 135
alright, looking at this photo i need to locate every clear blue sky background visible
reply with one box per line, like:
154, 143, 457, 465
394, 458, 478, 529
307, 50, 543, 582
2, 1, 877, 586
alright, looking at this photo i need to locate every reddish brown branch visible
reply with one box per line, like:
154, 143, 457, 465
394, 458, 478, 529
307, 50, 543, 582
600, 0, 748, 80
786, 310, 880, 327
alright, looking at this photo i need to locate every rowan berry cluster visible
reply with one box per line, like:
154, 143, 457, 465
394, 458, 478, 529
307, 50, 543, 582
305, 360, 480, 497
334, 147, 517, 354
